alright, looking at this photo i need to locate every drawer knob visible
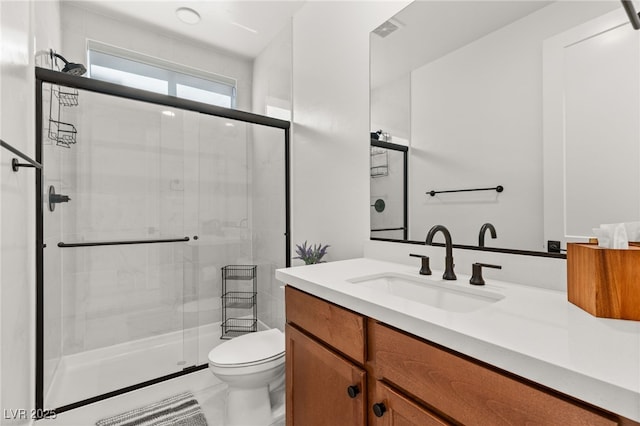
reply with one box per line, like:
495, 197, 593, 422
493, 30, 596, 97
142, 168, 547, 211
347, 385, 360, 398
372, 402, 387, 417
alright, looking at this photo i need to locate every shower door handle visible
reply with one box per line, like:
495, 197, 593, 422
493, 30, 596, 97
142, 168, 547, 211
58, 237, 190, 248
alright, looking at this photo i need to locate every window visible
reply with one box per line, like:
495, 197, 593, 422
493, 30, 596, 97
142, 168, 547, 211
87, 41, 237, 108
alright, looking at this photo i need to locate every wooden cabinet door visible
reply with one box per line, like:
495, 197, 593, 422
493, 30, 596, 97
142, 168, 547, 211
286, 324, 366, 426
369, 381, 451, 426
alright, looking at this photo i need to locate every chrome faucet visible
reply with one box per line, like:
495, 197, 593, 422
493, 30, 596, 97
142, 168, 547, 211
425, 225, 456, 280
478, 223, 497, 247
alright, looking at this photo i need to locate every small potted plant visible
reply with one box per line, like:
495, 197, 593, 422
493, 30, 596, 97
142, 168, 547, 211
294, 241, 330, 265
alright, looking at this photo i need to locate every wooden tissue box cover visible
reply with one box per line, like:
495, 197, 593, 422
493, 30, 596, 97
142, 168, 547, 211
567, 243, 640, 321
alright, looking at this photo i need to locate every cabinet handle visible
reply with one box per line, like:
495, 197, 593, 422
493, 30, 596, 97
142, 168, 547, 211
372, 402, 387, 417
347, 385, 360, 398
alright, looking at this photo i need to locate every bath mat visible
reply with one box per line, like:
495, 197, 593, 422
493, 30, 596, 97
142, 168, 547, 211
95, 391, 208, 426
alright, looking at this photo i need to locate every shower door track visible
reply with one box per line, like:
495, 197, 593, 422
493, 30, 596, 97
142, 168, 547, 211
34, 67, 291, 417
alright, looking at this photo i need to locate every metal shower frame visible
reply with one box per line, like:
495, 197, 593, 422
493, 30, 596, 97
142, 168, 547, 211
34, 67, 291, 417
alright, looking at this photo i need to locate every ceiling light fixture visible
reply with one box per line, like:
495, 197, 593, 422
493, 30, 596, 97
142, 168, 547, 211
176, 7, 201, 25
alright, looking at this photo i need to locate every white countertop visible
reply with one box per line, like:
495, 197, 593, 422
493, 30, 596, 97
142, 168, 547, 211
276, 258, 640, 421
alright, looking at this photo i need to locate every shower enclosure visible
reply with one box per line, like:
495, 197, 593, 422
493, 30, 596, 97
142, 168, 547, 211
369, 140, 408, 240
35, 68, 290, 414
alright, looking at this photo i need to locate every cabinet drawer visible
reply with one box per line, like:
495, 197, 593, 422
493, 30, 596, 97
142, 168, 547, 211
370, 381, 452, 426
369, 322, 617, 426
285, 286, 365, 364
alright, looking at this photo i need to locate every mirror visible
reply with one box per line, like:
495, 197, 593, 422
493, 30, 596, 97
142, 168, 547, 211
370, 0, 640, 254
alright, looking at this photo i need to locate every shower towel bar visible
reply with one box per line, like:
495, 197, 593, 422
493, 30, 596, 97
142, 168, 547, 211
371, 227, 406, 232
427, 185, 503, 197
58, 237, 190, 248
1, 139, 43, 171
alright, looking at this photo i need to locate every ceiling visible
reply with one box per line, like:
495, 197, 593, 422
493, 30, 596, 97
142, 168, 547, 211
72, 0, 306, 58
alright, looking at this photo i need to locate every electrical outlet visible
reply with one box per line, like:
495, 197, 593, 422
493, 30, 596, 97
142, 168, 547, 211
547, 240, 561, 253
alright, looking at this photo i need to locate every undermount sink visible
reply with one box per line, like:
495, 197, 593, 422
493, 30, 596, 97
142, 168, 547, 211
347, 272, 504, 313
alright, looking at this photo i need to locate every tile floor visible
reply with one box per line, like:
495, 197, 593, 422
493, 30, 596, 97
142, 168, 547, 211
39, 369, 285, 426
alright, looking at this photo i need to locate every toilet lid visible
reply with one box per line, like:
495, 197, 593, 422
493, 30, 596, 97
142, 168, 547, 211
208, 328, 285, 366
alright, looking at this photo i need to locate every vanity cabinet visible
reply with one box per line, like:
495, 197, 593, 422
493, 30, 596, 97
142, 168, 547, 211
285, 286, 638, 426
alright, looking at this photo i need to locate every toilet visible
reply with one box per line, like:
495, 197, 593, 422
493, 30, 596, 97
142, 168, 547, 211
208, 328, 285, 426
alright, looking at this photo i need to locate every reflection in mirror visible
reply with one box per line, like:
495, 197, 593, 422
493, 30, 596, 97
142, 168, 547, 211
370, 140, 408, 240
370, 1, 640, 255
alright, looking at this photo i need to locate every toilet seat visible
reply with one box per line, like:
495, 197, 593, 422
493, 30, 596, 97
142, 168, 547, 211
208, 329, 285, 368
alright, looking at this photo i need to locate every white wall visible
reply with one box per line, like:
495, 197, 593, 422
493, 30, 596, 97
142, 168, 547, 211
1, 0, 60, 423
60, 3, 254, 112
251, 0, 409, 324
252, 23, 292, 120
370, 73, 410, 141
291, 1, 409, 263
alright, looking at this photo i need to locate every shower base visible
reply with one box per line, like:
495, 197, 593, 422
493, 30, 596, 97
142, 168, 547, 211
45, 321, 231, 410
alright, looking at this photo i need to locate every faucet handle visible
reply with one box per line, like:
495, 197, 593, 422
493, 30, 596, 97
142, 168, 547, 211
470, 263, 502, 286
409, 253, 432, 276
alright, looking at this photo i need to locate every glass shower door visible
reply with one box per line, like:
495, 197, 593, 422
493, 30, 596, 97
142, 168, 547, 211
37, 70, 290, 414
41, 84, 196, 410
194, 113, 287, 363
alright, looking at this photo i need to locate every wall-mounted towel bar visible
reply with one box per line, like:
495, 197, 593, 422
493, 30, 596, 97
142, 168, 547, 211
1, 139, 43, 171
427, 185, 504, 197
58, 237, 190, 248
371, 227, 406, 232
